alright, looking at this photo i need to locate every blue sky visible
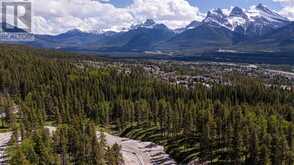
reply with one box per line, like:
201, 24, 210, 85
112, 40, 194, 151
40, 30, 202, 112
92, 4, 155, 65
110, 0, 283, 12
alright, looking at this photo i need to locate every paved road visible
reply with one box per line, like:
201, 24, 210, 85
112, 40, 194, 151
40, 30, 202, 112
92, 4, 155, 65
0, 132, 12, 164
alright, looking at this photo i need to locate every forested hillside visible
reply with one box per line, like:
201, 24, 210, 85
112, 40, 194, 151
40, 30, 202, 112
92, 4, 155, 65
0, 45, 123, 165
0, 45, 293, 164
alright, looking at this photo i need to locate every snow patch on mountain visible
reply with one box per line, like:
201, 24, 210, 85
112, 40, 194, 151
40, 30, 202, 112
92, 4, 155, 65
247, 4, 289, 22
203, 8, 232, 29
131, 19, 163, 30
202, 4, 290, 33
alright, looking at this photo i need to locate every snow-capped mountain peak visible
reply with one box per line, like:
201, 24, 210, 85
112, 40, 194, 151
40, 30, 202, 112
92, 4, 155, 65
230, 7, 248, 19
131, 19, 161, 30
247, 4, 289, 22
128, 19, 172, 33
255, 3, 279, 17
204, 8, 231, 28
202, 4, 290, 34
256, 3, 271, 12
227, 7, 249, 30
210, 8, 225, 16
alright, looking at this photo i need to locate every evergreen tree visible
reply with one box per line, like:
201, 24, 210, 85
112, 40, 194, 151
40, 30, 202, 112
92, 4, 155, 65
10, 146, 31, 165
105, 143, 123, 165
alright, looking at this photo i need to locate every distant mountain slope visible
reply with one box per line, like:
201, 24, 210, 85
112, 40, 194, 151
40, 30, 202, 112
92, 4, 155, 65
156, 23, 243, 51
174, 21, 202, 33
32, 29, 104, 49
31, 19, 175, 52
120, 27, 175, 51
258, 22, 294, 45
99, 19, 175, 51
238, 22, 294, 51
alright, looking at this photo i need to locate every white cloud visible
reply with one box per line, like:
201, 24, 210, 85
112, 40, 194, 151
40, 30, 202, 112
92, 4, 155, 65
279, 7, 294, 20
29, 0, 204, 35
274, 0, 294, 20
274, 0, 294, 4
32, 0, 134, 34
128, 0, 204, 29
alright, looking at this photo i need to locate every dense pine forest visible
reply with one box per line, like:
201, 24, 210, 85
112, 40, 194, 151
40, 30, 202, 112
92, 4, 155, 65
0, 45, 293, 164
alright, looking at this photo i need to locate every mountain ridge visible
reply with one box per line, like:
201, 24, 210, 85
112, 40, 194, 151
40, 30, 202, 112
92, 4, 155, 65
5, 4, 294, 54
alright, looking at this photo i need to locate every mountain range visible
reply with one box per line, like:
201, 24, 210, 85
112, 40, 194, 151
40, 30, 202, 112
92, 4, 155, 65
11, 4, 294, 54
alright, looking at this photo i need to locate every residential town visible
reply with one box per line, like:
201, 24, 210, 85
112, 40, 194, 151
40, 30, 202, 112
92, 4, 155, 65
81, 60, 294, 91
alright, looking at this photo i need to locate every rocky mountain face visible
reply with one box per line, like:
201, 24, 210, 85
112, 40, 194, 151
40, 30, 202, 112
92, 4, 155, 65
157, 4, 292, 51
202, 4, 290, 38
